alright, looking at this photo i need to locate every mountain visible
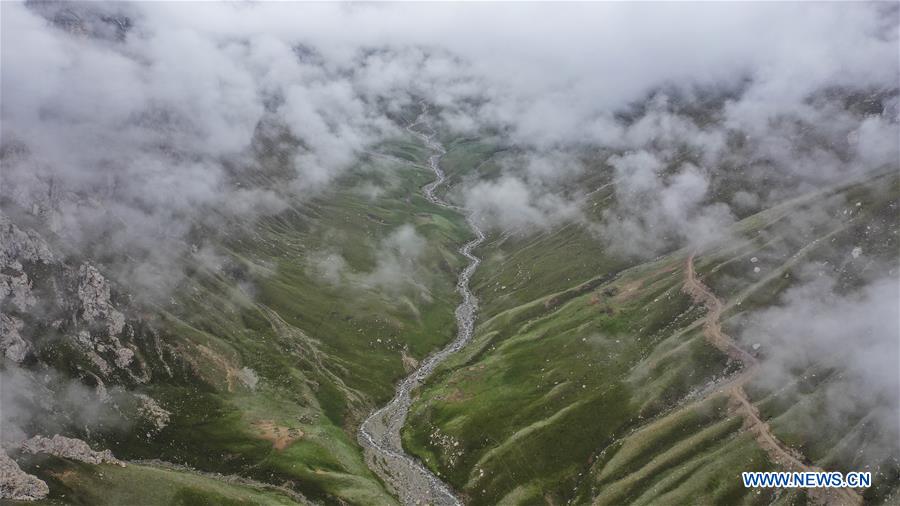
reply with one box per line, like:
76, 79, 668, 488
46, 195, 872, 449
2, 2, 898, 505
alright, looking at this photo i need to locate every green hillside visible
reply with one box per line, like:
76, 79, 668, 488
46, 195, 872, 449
7, 137, 473, 504
403, 171, 899, 505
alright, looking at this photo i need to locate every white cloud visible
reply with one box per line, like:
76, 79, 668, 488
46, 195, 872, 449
464, 176, 582, 233
740, 272, 900, 463
1, 0, 896, 282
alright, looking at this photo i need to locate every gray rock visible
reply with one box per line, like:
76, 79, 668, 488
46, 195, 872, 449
114, 347, 134, 368
0, 452, 49, 501
0, 214, 54, 266
20, 435, 124, 467
0, 270, 37, 311
77, 264, 126, 336
0, 313, 30, 363
0, 215, 53, 313
136, 394, 171, 431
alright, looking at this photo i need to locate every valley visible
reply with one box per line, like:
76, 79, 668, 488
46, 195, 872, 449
2, 3, 898, 505
358, 106, 480, 506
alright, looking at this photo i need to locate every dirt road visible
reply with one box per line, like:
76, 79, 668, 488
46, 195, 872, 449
684, 254, 862, 506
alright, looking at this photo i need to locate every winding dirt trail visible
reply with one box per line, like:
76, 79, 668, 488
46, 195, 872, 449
683, 254, 862, 506
357, 105, 484, 506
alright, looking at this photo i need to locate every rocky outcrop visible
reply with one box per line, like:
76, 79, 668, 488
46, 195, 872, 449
67, 263, 149, 381
0, 271, 37, 312
20, 435, 125, 467
114, 346, 134, 368
0, 214, 54, 313
77, 264, 126, 336
0, 314, 30, 363
0, 214, 150, 383
0, 214, 54, 266
0, 452, 49, 502
136, 394, 171, 432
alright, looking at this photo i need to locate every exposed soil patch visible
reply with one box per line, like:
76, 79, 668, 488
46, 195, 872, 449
252, 420, 304, 451
195, 344, 242, 392
401, 349, 420, 373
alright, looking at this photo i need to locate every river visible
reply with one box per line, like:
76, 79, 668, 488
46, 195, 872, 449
357, 105, 484, 506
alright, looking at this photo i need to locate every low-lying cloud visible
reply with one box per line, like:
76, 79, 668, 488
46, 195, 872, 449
594, 152, 735, 257
1, 0, 897, 480
308, 224, 430, 296
3, 2, 897, 284
464, 176, 583, 233
740, 271, 900, 463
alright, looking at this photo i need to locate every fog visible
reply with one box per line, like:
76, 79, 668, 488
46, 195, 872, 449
1, 0, 898, 469
740, 270, 900, 464
3, 2, 896, 272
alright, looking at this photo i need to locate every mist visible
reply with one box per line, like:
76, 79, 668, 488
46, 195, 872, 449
739, 270, 900, 464
3, 2, 897, 287
2, 2, 899, 502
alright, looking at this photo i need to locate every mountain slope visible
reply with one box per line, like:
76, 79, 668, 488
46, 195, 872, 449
2, 136, 475, 504
403, 171, 899, 505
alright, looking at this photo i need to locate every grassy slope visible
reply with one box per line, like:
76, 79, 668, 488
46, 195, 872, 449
23, 138, 473, 504
14, 125, 896, 505
16, 456, 301, 506
403, 171, 899, 505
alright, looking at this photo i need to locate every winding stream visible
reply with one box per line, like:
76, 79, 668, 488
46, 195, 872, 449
357, 106, 484, 505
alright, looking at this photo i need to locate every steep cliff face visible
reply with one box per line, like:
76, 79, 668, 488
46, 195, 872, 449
0, 211, 172, 471
0, 216, 52, 368
1, 313, 29, 363
0, 212, 153, 383
1, 213, 54, 318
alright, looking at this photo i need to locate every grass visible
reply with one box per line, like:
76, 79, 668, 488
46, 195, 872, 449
18, 136, 473, 504
16, 456, 302, 505
403, 252, 726, 503
403, 171, 900, 504
10, 126, 897, 505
